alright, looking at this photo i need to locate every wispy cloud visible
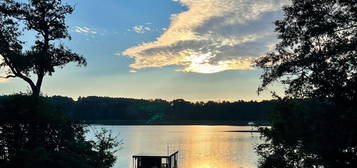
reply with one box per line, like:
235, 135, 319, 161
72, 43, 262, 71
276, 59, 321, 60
121, 0, 288, 73
75, 26, 97, 34
130, 25, 152, 34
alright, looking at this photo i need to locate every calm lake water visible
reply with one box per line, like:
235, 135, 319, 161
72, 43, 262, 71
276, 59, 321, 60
87, 125, 263, 168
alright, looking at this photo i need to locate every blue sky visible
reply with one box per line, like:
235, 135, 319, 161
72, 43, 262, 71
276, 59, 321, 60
0, 0, 287, 101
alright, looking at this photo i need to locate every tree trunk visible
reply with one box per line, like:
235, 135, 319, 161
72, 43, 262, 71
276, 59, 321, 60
32, 71, 44, 97
31, 86, 41, 97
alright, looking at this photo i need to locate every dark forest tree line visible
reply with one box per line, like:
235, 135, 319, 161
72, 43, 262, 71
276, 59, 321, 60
0, 95, 276, 123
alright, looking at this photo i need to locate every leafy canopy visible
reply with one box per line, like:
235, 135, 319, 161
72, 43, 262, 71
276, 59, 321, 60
0, 0, 86, 96
256, 0, 357, 104
256, 0, 357, 167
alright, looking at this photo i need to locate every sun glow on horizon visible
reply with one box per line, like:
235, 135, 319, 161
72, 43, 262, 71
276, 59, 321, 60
177, 52, 254, 73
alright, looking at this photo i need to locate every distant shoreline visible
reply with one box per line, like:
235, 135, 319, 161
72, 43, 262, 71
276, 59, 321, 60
84, 120, 270, 126
224, 130, 260, 132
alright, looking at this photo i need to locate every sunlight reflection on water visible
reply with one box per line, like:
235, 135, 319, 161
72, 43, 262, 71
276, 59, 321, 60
87, 125, 262, 168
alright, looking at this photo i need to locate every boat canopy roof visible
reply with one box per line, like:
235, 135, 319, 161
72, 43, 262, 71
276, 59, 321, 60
133, 151, 178, 158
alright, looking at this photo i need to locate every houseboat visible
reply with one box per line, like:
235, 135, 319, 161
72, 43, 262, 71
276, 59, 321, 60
132, 151, 179, 168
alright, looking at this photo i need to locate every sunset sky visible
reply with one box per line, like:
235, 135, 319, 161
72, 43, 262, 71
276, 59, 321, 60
0, 0, 287, 101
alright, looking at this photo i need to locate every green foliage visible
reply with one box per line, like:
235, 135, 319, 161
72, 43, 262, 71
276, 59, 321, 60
92, 129, 122, 168
0, 0, 86, 96
256, 0, 357, 167
0, 95, 120, 168
256, 0, 357, 104
257, 99, 357, 167
1, 1, 119, 168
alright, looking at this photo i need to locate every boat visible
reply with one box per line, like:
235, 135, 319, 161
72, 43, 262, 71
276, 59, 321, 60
132, 151, 179, 168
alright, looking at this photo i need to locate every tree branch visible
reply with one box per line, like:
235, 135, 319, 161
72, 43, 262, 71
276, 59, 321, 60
2, 55, 36, 91
0, 74, 16, 79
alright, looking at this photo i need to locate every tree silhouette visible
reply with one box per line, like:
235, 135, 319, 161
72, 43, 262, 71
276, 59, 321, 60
256, 0, 357, 167
0, 0, 86, 97
0, 1, 119, 168
256, 0, 357, 105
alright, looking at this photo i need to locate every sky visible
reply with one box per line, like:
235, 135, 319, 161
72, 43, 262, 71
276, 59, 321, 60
0, 0, 288, 101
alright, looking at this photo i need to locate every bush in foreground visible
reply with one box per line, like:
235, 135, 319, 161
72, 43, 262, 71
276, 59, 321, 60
0, 95, 120, 168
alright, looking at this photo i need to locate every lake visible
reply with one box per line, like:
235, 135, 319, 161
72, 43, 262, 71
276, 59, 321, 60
87, 125, 263, 168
